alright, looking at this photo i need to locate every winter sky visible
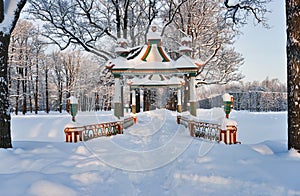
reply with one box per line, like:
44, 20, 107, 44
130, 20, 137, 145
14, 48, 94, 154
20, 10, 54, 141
22, 1, 286, 83
234, 1, 286, 83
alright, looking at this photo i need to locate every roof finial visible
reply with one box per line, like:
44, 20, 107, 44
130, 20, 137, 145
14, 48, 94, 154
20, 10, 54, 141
151, 25, 157, 32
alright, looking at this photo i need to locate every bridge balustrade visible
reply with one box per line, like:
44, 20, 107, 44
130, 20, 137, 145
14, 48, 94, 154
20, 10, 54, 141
177, 115, 240, 144
64, 116, 135, 143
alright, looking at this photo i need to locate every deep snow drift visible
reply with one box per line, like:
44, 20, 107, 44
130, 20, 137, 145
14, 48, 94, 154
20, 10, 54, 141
1, 108, 299, 196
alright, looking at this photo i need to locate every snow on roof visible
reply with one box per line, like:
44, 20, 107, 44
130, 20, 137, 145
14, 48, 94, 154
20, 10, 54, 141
68, 96, 78, 104
108, 27, 199, 73
181, 36, 192, 43
147, 31, 161, 40
179, 46, 193, 52
220, 118, 238, 130
147, 26, 161, 40
117, 38, 128, 44
109, 45, 175, 70
223, 93, 232, 101
106, 56, 126, 69
174, 55, 200, 69
115, 47, 129, 54
109, 47, 199, 72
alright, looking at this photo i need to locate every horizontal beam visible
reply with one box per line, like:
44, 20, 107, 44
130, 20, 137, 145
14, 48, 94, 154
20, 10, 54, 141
112, 68, 197, 75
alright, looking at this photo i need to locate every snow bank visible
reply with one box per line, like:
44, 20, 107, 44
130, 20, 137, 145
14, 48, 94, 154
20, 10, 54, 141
1, 109, 298, 195
28, 180, 77, 196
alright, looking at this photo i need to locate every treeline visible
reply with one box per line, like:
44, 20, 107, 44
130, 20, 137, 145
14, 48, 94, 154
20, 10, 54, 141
198, 78, 287, 112
229, 91, 287, 112
227, 78, 287, 111
8, 20, 113, 115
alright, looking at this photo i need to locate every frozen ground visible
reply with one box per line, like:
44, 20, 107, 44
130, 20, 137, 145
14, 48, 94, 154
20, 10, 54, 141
1, 108, 299, 196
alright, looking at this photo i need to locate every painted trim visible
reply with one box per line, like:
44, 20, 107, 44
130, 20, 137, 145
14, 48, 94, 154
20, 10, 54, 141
141, 45, 152, 61
158, 46, 170, 62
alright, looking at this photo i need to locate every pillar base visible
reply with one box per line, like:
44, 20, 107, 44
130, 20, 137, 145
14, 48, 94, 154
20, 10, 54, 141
131, 105, 136, 114
114, 102, 124, 118
189, 101, 197, 116
177, 105, 182, 113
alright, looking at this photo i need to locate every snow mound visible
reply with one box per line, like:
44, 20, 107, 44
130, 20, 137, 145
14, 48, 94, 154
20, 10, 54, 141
71, 172, 103, 184
28, 180, 77, 196
75, 145, 89, 155
251, 140, 287, 155
3, 109, 298, 195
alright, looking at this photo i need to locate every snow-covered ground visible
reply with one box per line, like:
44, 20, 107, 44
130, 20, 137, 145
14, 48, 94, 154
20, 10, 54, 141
1, 108, 299, 196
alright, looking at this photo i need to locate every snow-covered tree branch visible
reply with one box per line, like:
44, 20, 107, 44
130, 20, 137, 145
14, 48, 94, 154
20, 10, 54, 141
164, 0, 244, 85
223, 0, 271, 26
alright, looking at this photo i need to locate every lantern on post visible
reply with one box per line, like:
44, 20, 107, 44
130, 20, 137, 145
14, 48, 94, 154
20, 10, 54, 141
68, 96, 78, 122
223, 93, 234, 118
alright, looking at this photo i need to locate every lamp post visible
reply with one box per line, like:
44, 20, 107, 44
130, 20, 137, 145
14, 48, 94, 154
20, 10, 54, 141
68, 96, 78, 122
223, 93, 234, 118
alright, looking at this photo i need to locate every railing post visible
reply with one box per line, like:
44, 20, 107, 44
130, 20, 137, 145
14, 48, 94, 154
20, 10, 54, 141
189, 121, 195, 137
65, 129, 68, 142
74, 131, 78, 143
177, 115, 181, 124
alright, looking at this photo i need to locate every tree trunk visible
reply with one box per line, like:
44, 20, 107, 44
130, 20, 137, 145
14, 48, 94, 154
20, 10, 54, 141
123, 0, 129, 39
287, 0, 300, 150
45, 66, 49, 113
114, 0, 121, 38
58, 82, 63, 113
0, 33, 13, 148
15, 79, 20, 115
29, 76, 33, 113
29, 65, 33, 113
22, 66, 27, 115
35, 57, 39, 114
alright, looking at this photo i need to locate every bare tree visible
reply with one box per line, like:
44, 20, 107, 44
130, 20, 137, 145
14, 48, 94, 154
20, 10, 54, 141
163, 0, 244, 85
28, 0, 159, 59
29, 27, 44, 114
9, 20, 43, 115
224, 0, 271, 26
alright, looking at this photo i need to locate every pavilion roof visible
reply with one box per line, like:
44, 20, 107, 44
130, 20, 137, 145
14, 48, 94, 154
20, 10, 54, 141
106, 27, 201, 76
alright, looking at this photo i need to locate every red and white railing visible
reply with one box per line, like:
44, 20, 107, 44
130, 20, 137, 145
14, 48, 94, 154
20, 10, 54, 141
64, 116, 136, 143
177, 115, 240, 144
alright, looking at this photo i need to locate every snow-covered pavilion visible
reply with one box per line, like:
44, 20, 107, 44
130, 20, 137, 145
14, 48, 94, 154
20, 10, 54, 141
106, 26, 202, 118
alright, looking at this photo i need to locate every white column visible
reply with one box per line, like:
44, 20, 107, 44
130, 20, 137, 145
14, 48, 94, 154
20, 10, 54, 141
114, 77, 123, 118
132, 90, 136, 105
189, 76, 196, 102
189, 75, 197, 116
177, 87, 182, 113
177, 87, 182, 105
114, 77, 121, 103
131, 89, 136, 114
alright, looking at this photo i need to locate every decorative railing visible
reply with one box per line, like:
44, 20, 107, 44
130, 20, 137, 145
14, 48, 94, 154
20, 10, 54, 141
193, 121, 220, 142
124, 116, 136, 129
64, 116, 135, 143
177, 115, 240, 144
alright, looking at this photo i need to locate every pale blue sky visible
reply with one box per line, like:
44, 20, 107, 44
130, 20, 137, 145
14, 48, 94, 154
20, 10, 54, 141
234, 1, 286, 83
